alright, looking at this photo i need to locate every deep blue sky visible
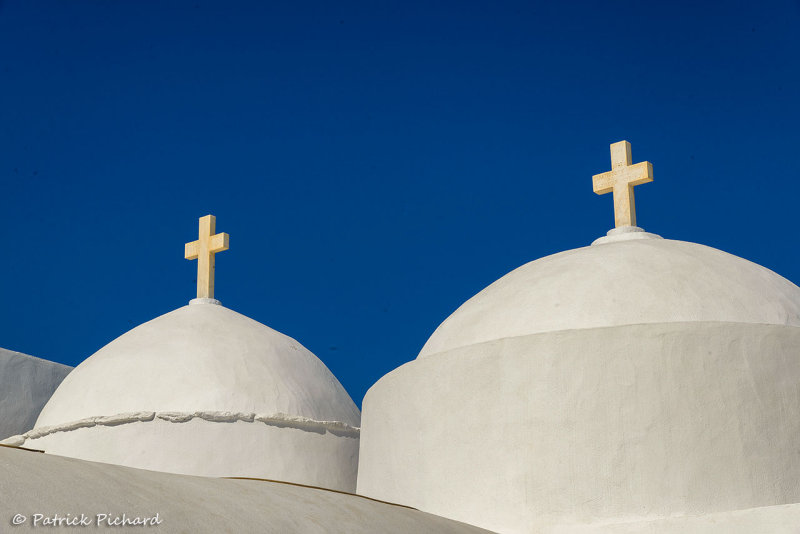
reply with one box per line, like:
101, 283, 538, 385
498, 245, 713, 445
2, 1, 799, 406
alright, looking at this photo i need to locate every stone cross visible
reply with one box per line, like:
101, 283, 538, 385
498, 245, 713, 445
592, 141, 653, 228
185, 215, 229, 299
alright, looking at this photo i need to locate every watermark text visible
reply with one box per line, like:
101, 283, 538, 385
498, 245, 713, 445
10, 513, 162, 527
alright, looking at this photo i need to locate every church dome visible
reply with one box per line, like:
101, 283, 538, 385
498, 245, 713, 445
36, 300, 359, 427
9, 215, 361, 492
419, 233, 800, 358
19, 299, 361, 492
360, 230, 800, 532
358, 143, 800, 533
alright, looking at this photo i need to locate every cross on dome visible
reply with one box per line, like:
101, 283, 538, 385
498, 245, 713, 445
592, 141, 653, 228
184, 215, 229, 300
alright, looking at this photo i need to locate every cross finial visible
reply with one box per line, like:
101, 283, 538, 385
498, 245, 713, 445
592, 141, 653, 228
184, 215, 229, 299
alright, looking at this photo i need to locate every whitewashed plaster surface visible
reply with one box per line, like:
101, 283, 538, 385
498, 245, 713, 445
27, 301, 361, 491
0, 446, 493, 534
0, 348, 71, 440
419, 239, 800, 358
14, 414, 360, 492
547, 503, 800, 534
358, 322, 800, 533
37, 301, 360, 426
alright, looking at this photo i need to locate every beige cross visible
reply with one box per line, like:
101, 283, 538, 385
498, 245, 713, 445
592, 141, 653, 228
185, 215, 229, 299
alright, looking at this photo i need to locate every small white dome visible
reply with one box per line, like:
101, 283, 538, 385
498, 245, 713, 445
24, 300, 360, 491
37, 301, 359, 427
419, 238, 800, 358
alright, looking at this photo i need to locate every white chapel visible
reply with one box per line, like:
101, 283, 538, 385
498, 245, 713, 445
3, 141, 800, 533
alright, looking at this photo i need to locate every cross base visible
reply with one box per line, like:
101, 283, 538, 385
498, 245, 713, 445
591, 226, 663, 246
189, 298, 222, 306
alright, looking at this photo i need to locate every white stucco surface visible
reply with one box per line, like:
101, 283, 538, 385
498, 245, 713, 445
0, 348, 71, 440
548, 503, 800, 534
359, 322, 800, 533
37, 301, 360, 427
419, 239, 800, 358
26, 301, 361, 491
18, 416, 359, 491
0, 446, 493, 533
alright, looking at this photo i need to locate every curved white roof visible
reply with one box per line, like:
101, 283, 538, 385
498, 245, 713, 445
419, 237, 800, 358
36, 301, 360, 428
0, 446, 492, 534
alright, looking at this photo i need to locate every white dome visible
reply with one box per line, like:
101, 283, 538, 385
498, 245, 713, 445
419, 237, 800, 358
37, 300, 359, 427
21, 300, 361, 491
359, 232, 800, 531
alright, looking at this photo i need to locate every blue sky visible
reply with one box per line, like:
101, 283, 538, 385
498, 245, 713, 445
2, 1, 799, 406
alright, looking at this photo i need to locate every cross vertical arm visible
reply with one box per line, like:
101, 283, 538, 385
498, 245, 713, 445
185, 215, 230, 300
591, 141, 653, 228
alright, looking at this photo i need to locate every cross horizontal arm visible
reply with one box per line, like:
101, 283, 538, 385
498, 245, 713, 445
621, 161, 654, 186
209, 233, 229, 254
592, 171, 615, 194
592, 161, 653, 195
185, 241, 199, 260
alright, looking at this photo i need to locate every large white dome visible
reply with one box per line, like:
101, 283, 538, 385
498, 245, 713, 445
419, 235, 800, 358
359, 230, 800, 532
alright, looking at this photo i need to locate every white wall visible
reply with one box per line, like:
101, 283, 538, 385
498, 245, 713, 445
0, 348, 71, 440
358, 322, 800, 533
